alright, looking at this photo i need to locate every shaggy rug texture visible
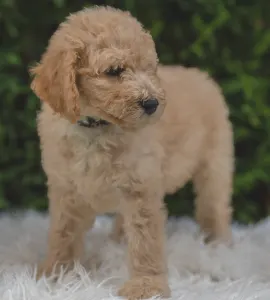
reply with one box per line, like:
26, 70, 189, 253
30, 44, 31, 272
1, 211, 270, 300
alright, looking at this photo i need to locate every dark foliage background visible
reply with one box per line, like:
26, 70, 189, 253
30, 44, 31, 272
0, 0, 269, 223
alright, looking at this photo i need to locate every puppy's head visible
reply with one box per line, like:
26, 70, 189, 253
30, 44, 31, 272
30, 6, 166, 129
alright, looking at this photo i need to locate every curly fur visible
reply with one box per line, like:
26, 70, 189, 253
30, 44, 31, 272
30, 6, 234, 299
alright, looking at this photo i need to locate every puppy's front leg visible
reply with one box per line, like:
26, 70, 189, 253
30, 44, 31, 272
118, 191, 170, 300
36, 185, 95, 279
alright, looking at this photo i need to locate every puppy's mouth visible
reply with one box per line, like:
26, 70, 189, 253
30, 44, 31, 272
77, 115, 110, 128
77, 101, 163, 130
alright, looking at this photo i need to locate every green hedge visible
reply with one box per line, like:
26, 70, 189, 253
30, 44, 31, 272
1, 0, 270, 223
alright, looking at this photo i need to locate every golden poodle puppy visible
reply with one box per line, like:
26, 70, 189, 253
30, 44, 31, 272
30, 5, 234, 300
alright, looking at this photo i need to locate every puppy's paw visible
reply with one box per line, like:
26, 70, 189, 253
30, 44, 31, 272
35, 261, 71, 281
36, 261, 54, 280
204, 230, 233, 247
118, 275, 170, 300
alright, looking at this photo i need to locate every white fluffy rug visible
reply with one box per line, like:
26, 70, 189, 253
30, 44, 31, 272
1, 211, 270, 299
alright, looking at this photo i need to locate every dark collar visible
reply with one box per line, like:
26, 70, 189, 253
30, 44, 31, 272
77, 116, 110, 128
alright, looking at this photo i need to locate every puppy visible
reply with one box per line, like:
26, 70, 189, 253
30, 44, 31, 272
30, 6, 234, 300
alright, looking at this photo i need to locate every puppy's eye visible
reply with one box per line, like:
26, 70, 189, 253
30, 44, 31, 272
105, 66, 125, 77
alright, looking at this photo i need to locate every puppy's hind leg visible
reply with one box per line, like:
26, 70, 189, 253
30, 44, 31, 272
110, 214, 125, 243
194, 122, 234, 243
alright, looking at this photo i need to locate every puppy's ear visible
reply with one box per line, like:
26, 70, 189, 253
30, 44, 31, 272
30, 46, 80, 122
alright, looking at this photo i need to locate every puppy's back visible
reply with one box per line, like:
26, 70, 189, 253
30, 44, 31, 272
158, 65, 230, 127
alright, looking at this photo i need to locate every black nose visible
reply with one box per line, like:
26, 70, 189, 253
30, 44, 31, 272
139, 98, 159, 115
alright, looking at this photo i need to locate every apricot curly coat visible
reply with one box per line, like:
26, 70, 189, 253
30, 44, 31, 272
30, 6, 234, 300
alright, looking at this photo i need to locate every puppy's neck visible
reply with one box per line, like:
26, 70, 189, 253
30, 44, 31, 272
77, 115, 110, 128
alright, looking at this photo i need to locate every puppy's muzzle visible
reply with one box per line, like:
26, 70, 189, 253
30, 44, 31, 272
139, 98, 159, 115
